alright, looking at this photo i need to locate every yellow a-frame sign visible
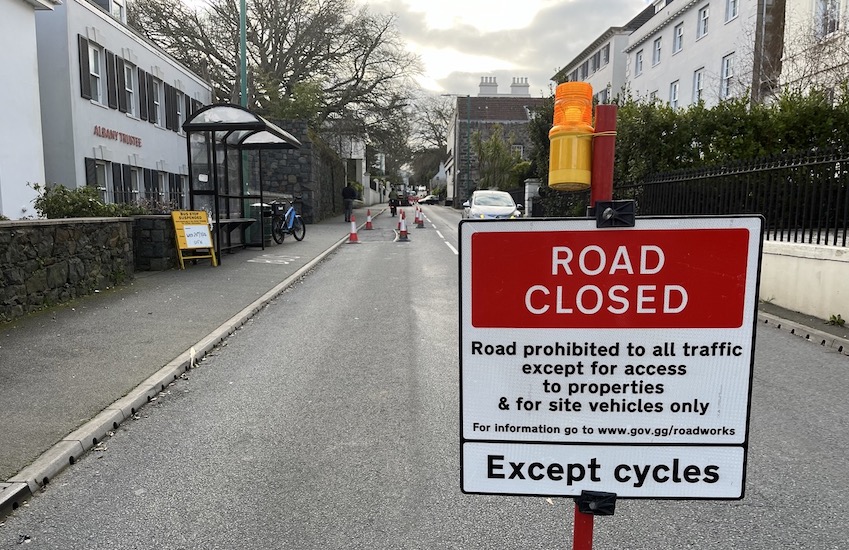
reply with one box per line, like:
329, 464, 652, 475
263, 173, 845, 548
171, 210, 218, 269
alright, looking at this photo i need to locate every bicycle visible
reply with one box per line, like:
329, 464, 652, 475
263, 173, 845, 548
270, 200, 306, 243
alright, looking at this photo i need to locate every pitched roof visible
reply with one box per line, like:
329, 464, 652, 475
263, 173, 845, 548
460, 97, 549, 123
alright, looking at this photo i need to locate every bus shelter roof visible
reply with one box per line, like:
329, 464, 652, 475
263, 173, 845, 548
182, 103, 301, 150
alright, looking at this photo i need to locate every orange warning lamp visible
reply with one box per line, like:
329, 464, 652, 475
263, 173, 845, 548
548, 82, 594, 191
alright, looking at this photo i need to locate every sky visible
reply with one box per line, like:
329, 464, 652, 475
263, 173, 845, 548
359, 0, 653, 98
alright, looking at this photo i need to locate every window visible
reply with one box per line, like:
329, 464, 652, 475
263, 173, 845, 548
123, 64, 136, 116
95, 161, 108, 203
595, 87, 610, 104
601, 44, 610, 66
697, 5, 709, 38
653, 37, 662, 65
129, 167, 140, 201
580, 60, 589, 79
151, 78, 162, 125
725, 0, 738, 21
111, 0, 125, 22
591, 51, 601, 73
693, 68, 705, 102
649, 90, 659, 102
88, 44, 104, 104
673, 23, 684, 53
176, 90, 185, 132
635, 50, 644, 76
721, 53, 734, 99
816, 0, 840, 37
669, 81, 680, 109
511, 145, 524, 159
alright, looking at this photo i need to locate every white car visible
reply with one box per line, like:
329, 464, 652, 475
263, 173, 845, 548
462, 190, 522, 219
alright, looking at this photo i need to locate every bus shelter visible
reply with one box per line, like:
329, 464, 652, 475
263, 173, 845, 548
182, 104, 301, 261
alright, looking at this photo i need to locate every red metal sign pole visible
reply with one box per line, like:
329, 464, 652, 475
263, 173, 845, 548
571, 103, 618, 550
590, 104, 617, 208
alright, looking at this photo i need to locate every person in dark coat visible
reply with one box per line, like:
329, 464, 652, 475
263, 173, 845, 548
342, 183, 357, 222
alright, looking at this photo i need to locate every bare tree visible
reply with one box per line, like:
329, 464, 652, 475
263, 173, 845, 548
128, 0, 422, 133
409, 94, 453, 151
779, 0, 849, 96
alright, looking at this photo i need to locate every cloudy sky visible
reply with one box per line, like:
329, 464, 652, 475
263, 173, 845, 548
360, 0, 652, 98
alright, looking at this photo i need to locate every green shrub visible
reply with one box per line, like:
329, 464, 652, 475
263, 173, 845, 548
31, 184, 153, 218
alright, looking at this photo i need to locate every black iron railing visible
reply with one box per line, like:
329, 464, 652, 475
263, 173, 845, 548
618, 148, 849, 247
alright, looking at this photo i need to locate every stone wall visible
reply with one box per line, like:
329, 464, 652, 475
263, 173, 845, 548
248, 121, 346, 223
0, 218, 134, 322
133, 216, 178, 271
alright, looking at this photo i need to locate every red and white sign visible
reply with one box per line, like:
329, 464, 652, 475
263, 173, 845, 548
459, 216, 763, 499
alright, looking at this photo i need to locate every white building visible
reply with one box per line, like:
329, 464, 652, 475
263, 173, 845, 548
0, 0, 60, 219
623, 0, 769, 108
781, 0, 849, 96
34, 0, 211, 209
552, 6, 655, 103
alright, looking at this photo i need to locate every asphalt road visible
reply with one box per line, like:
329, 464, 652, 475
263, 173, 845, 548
2, 207, 848, 548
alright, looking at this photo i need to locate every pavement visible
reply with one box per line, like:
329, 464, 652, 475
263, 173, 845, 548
2, 206, 849, 519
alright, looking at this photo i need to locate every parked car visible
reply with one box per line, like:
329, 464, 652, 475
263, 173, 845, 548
462, 190, 523, 219
419, 194, 440, 205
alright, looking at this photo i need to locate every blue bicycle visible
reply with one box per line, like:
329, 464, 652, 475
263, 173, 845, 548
271, 200, 306, 243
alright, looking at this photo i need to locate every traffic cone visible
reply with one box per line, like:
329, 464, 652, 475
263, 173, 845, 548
416, 206, 425, 228
365, 209, 373, 230
398, 210, 409, 241
347, 215, 360, 244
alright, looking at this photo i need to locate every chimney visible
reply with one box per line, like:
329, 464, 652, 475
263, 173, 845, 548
478, 76, 498, 96
510, 77, 531, 97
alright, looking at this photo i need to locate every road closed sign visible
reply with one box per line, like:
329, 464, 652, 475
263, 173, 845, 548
459, 216, 763, 499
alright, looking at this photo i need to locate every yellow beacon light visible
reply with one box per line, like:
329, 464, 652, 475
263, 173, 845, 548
548, 82, 594, 191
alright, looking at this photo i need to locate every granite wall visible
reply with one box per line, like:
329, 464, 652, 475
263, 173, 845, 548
0, 218, 134, 322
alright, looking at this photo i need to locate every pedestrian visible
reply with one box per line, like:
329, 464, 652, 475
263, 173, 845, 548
342, 182, 356, 222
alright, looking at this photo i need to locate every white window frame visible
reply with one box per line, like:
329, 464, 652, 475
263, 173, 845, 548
635, 50, 644, 76
649, 90, 659, 102
670, 80, 680, 109
511, 144, 524, 159
95, 161, 109, 203
697, 5, 710, 38
653, 37, 662, 65
129, 167, 141, 200
601, 43, 610, 66
88, 44, 104, 104
111, 0, 125, 22
124, 63, 136, 117
673, 23, 684, 53
693, 67, 705, 102
816, 0, 840, 38
721, 53, 734, 99
151, 78, 163, 126
158, 172, 167, 202
176, 90, 185, 133
725, 0, 738, 22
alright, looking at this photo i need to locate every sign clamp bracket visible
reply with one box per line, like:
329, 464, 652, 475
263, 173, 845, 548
588, 200, 636, 228
575, 490, 617, 516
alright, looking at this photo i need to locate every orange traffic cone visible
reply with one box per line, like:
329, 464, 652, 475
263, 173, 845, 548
365, 209, 373, 230
348, 215, 359, 244
398, 210, 409, 241
416, 206, 425, 228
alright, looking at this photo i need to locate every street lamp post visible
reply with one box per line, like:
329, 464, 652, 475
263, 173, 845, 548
464, 94, 470, 207
239, 0, 247, 108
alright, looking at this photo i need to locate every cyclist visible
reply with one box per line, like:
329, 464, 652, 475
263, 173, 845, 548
342, 182, 357, 222
388, 186, 398, 217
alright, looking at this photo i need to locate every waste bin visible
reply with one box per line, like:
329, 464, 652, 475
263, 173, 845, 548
247, 202, 273, 246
